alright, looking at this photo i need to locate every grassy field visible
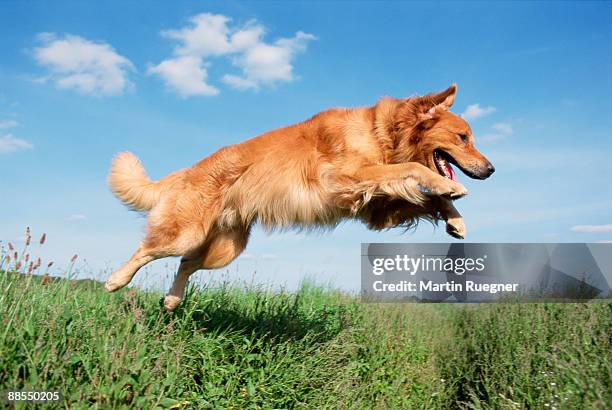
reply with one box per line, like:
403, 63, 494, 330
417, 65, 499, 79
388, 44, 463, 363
0, 269, 610, 409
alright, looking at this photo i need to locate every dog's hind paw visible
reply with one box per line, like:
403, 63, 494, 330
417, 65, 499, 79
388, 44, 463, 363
104, 279, 124, 292
105, 270, 133, 292
446, 217, 466, 239
164, 295, 182, 312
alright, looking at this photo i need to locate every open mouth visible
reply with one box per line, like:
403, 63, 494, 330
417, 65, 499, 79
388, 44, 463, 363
433, 149, 458, 181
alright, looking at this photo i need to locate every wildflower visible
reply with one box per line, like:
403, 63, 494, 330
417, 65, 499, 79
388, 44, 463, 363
8, 242, 14, 251
71, 254, 78, 263
39, 233, 46, 245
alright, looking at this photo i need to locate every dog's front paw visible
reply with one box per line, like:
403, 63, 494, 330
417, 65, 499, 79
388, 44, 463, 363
445, 180, 468, 199
428, 178, 468, 199
446, 216, 466, 239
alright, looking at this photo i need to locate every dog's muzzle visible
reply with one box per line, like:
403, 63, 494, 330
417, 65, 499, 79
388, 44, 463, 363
475, 161, 495, 179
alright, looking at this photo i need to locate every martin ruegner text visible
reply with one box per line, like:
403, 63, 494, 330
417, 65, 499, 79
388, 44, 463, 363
373, 280, 519, 294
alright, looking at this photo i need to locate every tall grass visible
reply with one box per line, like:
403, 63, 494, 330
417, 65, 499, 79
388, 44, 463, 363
0, 230, 609, 408
438, 303, 611, 409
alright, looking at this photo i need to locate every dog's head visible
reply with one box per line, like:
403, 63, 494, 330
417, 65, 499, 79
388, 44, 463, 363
393, 84, 495, 181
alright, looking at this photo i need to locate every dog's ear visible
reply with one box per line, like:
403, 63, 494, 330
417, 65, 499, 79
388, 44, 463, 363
430, 83, 457, 111
417, 106, 438, 122
416, 84, 457, 122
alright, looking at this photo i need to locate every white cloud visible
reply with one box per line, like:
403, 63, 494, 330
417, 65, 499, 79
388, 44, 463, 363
571, 224, 612, 233
480, 121, 513, 142
149, 13, 315, 96
223, 31, 316, 90
0, 119, 18, 129
491, 122, 513, 134
66, 214, 87, 221
598, 240, 612, 243
461, 103, 496, 120
33, 33, 134, 96
162, 13, 233, 57
147, 56, 219, 97
0, 134, 33, 154
479, 133, 505, 142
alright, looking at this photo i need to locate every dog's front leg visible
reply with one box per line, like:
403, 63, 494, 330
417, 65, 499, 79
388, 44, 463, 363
351, 163, 468, 199
438, 198, 466, 239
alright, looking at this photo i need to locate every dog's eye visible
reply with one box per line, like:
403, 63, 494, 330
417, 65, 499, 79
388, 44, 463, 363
458, 134, 469, 142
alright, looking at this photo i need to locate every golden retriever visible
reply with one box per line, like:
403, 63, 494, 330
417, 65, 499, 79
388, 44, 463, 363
105, 84, 494, 310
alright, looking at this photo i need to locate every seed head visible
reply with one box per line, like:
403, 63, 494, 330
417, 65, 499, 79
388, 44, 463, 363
70, 254, 78, 263
39, 233, 46, 245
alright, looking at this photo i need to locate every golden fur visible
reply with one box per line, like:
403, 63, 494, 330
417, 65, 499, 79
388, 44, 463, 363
105, 84, 494, 311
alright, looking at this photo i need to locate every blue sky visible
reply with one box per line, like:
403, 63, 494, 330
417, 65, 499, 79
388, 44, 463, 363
1, 1, 611, 292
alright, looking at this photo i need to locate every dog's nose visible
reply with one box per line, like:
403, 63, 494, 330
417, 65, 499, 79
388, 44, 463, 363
485, 163, 495, 177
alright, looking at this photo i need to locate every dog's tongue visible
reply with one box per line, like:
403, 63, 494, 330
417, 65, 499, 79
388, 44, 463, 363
445, 162, 457, 181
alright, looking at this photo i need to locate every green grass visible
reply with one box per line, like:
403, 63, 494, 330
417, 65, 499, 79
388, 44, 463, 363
0, 270, 610, 409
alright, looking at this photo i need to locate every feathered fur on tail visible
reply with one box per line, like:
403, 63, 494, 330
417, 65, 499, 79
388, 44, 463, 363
108, 152, 161, 211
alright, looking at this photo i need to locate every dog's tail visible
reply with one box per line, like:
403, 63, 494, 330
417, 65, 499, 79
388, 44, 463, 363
108, 152, 162, 212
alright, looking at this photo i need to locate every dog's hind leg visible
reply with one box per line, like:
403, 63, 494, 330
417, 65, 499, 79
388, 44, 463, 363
105, 243, 158, 292
106, 209, 214, 293
164, 225, 251, 311
163, 255, 203, 311
105, 225, 210, 293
